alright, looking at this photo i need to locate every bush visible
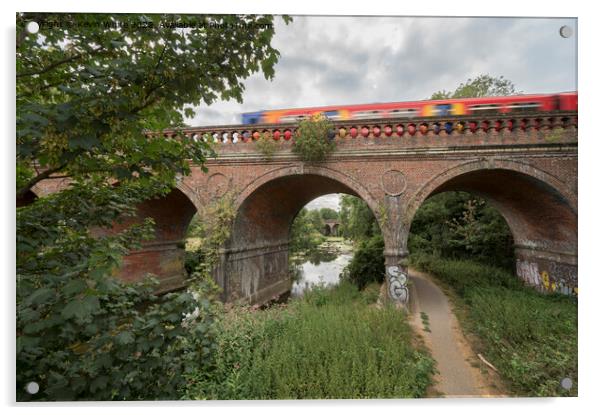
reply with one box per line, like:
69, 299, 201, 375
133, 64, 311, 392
342, 234, 385, 289
292, 114, 336, 162
255, 132, 278, 160
408, 192, 515, 270
16, 183, 221, 401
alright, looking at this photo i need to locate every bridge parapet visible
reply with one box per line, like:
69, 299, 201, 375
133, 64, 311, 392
152, 111, 577, 153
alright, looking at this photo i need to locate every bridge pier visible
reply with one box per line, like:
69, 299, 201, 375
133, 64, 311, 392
220, 241, 293, 304
117, 240, 188, 293
515, 245, 578, 295
382, 195, 411, 305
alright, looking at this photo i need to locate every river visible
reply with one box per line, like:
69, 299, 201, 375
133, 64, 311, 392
290, 239, 353, 297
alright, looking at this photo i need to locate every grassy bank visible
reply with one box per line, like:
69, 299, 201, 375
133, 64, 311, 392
182, 281, 435, 400
410, 254, 578, 397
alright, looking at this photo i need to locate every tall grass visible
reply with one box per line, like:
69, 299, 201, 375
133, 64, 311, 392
410, 254, 577, 397
183, 281, 435, 399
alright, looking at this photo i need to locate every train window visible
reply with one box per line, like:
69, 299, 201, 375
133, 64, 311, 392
435, 104, 452, 116
280, 114, 307, 123
469, 104, 500, 114
469, 104, 501, 112
507, 102, 540, 111
352, 110, 383, 119
323, 111, 342, 121
389, 108, 417, 118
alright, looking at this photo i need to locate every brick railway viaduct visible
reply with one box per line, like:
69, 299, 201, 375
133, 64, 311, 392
31, 112, 578, 304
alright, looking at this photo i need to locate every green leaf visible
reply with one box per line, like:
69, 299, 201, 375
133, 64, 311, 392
90, 375, 110, 393
61, 295, 100, 320
25, 287, 55, 306
115, 331, 135, 345
63, 280, 87, 297
69, 134, 100, 150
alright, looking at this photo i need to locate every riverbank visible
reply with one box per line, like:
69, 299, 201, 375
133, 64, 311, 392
182, 281, 436, 399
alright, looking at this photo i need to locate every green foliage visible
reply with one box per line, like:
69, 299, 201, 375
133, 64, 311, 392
341, 234, 385, 289
16, 13, 289, 400
410, 253, 523, 297
409, 192, 514, 269
17, 13, 290, 198
185, 193, 236, 275
289, 208, 326, 254
410, 255, 577, 397
307, 209, 324, 231
318, 207, 339, 221
337, 195, 384, 289
430, 74, 520, 100
339, 195, 379, 241
255, 132, 279, 160
16, 180, 221, 401
292, 114, 336, 162
183, 282, 435, 399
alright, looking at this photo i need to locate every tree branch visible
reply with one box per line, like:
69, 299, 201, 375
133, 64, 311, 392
17, 53, 84, 78
17, 163, 68, 199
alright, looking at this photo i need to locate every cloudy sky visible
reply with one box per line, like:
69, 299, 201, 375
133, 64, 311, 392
188, 16, 577, 210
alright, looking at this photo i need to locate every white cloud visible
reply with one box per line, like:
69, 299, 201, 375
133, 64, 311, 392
305, 194, 342, 211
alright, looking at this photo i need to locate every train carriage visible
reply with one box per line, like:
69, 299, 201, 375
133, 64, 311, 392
240, 92, 577, 124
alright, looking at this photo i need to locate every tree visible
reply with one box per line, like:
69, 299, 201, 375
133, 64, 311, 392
319, 207, 339, 221
341, 234, 385, 289
17, 13, 290, 198
16, 13, 290, 401
308, 209, 324, 232
289, 208, 325, 254
430, 74, 520, 100
408, 192, 514, 269
339, 195, 378, 242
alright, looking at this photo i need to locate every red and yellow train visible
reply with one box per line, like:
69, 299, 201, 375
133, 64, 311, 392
241, 92, 577, 124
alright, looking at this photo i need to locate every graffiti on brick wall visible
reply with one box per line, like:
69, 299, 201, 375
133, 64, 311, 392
516, 259, 577, 296
386, 265, 409, 303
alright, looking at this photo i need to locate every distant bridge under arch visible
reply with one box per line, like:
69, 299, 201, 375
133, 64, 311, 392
323, 219, 341, 236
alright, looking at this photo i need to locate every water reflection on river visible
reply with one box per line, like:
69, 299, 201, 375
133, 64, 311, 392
291, 242, 353, 297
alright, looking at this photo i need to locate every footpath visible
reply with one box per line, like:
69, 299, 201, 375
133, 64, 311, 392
407, 269, 505, 398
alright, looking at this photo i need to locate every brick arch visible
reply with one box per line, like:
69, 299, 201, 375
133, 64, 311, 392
114, 186, 199, 292
233, 164, 380, 217
222, 165, 382, 303
404, 158, 578, 292
406, 158, 576, 225
176, 179, 203, 213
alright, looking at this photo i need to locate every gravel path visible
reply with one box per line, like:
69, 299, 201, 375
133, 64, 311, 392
408, 269, 501, 398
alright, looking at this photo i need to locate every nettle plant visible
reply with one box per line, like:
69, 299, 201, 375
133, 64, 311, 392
292, 114, 336, 162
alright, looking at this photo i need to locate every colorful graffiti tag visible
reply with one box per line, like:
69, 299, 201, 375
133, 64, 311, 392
516, 259, 577, 296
